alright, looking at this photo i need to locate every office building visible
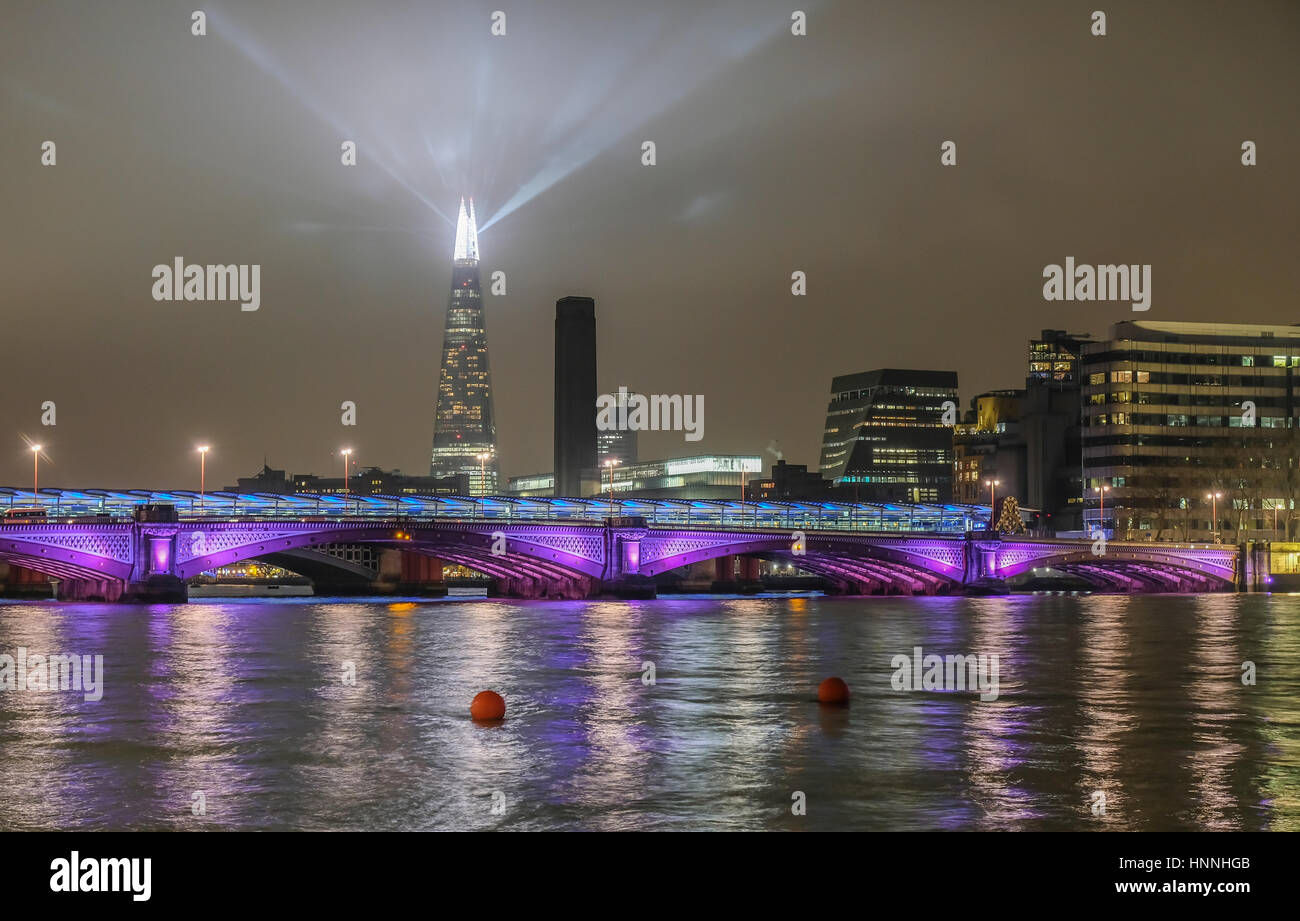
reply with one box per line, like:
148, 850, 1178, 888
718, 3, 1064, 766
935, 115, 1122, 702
819, 368, 958, 503
597, 389, 639, 469
509, 454, 762, 501
228, 464, 468, 496
1081, 320, 1300, 540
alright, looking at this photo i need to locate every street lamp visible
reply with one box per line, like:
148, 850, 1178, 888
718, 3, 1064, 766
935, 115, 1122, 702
340, 449, 353, 496
31, 444, 42, 502
197, 445, 210, 512
984, 478, 1000, 529
603, 457, 621, 508
475, 452, 493, 517
1094, 482, 1110, 535
1206, 491, 1223, 542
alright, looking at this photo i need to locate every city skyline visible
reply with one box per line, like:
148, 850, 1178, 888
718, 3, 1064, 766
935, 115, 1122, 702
2, 1, 1297, 491
3, 0, 1299, 854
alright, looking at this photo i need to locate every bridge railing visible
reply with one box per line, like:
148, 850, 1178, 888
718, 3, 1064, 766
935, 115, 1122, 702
1, 488, 992, 534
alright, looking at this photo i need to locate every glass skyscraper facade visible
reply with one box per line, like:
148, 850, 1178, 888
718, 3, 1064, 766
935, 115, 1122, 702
819, 368, 958, 503
430, 199, 500, 495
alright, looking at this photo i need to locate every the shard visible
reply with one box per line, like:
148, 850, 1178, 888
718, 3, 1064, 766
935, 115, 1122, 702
430, 198, 499, 495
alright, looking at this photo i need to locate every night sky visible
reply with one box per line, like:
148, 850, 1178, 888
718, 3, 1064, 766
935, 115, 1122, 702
2, 0, 1297, 489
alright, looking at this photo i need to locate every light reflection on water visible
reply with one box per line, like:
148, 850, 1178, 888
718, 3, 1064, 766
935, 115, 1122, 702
0, 591, 1296, 831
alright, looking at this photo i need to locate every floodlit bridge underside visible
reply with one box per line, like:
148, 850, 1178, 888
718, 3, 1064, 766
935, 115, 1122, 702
0, 520, 1244, 601
992, 547, 1235, 594
182, 523, 606, 600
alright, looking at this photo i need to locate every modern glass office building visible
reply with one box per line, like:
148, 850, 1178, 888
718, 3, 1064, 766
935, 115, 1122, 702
430, 198, 500, 495
819, 369, 958, 503
1081, 320, 1300, 540
508, 454, 763, 501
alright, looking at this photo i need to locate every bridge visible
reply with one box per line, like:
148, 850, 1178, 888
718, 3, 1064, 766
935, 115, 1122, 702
0, 489, 1258, 601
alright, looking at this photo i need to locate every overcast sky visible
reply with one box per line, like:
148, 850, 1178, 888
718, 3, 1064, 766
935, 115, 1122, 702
2, 0, 1297, 489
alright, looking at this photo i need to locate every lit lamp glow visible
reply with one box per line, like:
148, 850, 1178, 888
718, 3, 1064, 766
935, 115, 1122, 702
31, 444, 42, 501
1206, 491, 1223, 542
1094, 482, 1110, 534
603, 457, 621, 506
197, 445, 210, 512
984, 478, 1001, 528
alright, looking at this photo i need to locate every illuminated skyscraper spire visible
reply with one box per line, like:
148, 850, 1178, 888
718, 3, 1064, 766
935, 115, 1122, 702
432, 196, 498, 494
453, 197, 479, 263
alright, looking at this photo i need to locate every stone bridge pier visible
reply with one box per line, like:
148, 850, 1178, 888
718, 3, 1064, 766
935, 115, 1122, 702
601, 522, 657, 599
391, 551, 448, 596
710, 555, 762, 594
55, 525, 188, 603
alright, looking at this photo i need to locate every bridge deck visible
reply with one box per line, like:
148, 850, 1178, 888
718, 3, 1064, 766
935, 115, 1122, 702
2, 488, 990, 533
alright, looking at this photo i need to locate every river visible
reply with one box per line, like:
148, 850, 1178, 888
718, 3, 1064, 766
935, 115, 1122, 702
1, 591, 1296, 831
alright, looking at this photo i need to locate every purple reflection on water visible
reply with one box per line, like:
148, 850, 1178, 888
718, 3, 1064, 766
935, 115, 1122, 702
0, 592, 1292, 830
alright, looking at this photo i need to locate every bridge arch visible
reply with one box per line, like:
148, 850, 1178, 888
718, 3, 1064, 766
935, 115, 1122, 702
995, 544, 1236, 592
173, 521, 606, 590
637, 530, 966, 594
0, 528, 134, 582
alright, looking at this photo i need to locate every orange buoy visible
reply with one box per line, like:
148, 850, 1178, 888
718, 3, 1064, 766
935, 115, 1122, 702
817, 676, 850, 705
470, 690, 506, 721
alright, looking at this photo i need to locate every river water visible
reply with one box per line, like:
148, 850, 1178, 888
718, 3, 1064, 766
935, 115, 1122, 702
1, 591, 1297, 831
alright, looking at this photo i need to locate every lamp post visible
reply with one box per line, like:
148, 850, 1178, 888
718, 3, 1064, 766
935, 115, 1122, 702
740, 463, 746, 512
1206, 491, 1223, 542
1094, 482, 1110, 535
340, 448, 353, 495
31, 444, 41, 502
603, 458, 621, 509
197, 445, 210, 513
984, 478, 1000, 530
475, 452, 493, 518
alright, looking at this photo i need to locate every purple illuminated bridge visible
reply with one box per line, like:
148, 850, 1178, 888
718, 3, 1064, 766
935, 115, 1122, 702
0, 510, 1255, 602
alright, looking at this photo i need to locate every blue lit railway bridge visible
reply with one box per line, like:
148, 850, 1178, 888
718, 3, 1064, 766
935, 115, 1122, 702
0, 489, 1259, 602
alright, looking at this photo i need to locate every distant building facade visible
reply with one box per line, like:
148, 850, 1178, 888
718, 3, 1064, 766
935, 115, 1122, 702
819, 369, 958, 503
508, 454, 762, 501
948, 329, 1091, 533
1028, 328, 1091, 386
745, 460, 847, 501
229, 464, 468, 497
953, 390, 1026, 506
597, 388, 639, 469
1081, 320, 1300, 540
